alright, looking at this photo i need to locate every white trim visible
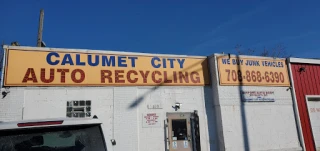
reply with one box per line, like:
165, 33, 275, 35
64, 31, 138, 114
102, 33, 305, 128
200, 86, 212, 151
2, 45, 207, 59
305, 95, 320, 148
214, 55, 221, 91
213, 55, 226, 150
306, 95, 320, 98
289, 57, 320, 65
210, 53, 287, 60
288, 61, 306, 151
0, 47, 6, 88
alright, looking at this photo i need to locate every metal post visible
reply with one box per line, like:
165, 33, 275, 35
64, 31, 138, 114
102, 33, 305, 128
37, 9, 44, 47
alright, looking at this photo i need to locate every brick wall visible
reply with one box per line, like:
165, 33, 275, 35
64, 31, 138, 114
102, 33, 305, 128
209, 55, 302, 151
0, 88, 24, 121
0, 86, 216, 151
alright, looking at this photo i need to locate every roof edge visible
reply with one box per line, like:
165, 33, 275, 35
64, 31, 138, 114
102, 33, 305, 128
209, 53, 286, 60
2, 45, 207, 59
289, 57, 320, 65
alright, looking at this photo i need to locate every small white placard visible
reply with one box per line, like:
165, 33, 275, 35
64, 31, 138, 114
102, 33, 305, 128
172, 137, 177, 140
172, 141, 177, 149
183, 141, 188, 148
142, 113, 161, 128
165, 89, 183, 94
241, 91, 275, 102
147, 103, 163, 109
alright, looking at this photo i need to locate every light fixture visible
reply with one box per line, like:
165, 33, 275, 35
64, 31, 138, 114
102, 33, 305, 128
299, 67, 306, 73
111, 139, 116, 145
172, 103, 182, 111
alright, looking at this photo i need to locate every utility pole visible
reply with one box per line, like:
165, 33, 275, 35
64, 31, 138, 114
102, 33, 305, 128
37, 9, 44, 47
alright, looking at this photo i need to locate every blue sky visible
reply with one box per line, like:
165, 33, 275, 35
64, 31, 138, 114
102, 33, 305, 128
1, 0, 319, 58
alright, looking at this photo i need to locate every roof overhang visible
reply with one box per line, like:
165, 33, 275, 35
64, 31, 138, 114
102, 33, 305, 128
2, 45, 207, 59
288, 57, 320, 65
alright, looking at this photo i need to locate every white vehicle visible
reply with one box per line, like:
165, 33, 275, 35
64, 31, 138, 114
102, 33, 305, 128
0, 116, 110, 151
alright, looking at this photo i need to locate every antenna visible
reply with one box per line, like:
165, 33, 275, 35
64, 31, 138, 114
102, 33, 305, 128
37, 9, 44, 47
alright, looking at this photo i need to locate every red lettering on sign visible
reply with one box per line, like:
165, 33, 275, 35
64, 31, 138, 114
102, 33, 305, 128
144, 113, 159, 126
173, 71, 178, 83
57, 69, 70, 83
190, 71, 200, 83
179, 72, 189, 83
139, 71, 150, 83
310, 108, 320, 113
71, 69, 85, 83
20, 69, 204, 85
22, 68, 38, 83
224, 70, 286, 84
163, 71, 172, 83
127, 70, 138, 83
101, 70, 112, 83
115, 70, 125, 83
152, 71, 162, 83
40, 68, 54, 83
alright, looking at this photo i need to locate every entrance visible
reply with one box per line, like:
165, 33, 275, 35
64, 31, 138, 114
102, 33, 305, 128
165, 111, 201, 151
306, 96, 320, 150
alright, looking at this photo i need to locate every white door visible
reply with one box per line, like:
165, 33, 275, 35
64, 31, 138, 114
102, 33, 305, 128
306, 96, 320, 149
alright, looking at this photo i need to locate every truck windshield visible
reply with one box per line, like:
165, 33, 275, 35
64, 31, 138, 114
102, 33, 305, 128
0, 124, 107, 151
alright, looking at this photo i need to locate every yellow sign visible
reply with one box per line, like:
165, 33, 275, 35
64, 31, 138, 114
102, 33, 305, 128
4, 49, 210, 86
217, 56, 290, 86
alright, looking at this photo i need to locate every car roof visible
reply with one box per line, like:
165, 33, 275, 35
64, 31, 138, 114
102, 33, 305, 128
0, 117, 102, 130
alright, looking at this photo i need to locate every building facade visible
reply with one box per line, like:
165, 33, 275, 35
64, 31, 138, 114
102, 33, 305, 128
0, 45, 306, 151
208, 54, 302, 151
0, 45, 216, 151
288, 58, 320, 151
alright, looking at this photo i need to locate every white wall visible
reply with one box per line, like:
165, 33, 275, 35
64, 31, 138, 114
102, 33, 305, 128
0, 86, 218, 151
209, 55, 302, 151
0, 88, 24, 121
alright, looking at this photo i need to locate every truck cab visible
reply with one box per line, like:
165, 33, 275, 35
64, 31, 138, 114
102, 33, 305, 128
0, 116, 110, 151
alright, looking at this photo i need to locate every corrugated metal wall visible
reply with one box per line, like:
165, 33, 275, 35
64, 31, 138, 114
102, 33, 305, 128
291, 63, 320, 151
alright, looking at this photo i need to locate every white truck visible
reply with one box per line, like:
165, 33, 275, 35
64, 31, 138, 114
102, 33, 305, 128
0, 116, 112, 151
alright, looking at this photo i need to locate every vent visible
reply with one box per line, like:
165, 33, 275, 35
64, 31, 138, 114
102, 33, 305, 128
66, 100, 91, 118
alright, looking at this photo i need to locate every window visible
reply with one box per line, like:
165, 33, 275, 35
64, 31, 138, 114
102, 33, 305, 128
0, 124, 106, 151
171, 119, 188, 140
66, 100, 91, 118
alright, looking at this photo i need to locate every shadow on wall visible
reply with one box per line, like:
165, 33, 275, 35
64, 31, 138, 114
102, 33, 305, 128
127, 59, 209, 109
126, 55, 250, 151
127, 57, 221, 150
236, 55, 250, 151
211, 54, 250, 151
203, 86, 219, 151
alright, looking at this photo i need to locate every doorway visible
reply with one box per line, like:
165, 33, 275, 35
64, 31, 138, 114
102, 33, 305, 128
306, 95, 320, 150
166, 111, 201, 151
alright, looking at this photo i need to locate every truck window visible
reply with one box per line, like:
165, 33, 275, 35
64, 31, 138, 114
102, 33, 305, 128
0, 124, 107, 151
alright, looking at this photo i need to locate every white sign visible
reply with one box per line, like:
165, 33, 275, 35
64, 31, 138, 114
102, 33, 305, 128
172, 141, 178, 149
172, 141, 177, 149
147, 103, 163, 109
183, 141, 188, 148
241, 91, 275, 102
307, 97, 320, 148
142, 113, 161, 128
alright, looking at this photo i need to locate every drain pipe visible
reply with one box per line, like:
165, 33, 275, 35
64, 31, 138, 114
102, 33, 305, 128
287, 58, 305, 151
